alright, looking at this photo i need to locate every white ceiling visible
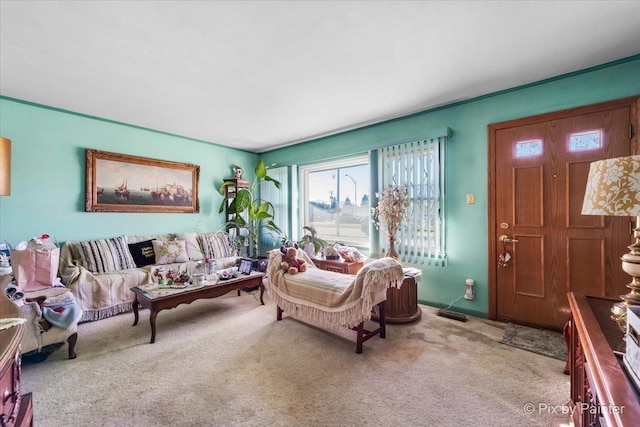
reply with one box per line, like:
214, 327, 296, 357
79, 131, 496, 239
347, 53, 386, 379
1, 1, 640, 153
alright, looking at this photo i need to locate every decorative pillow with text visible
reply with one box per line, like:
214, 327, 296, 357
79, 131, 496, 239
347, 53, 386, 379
128, 239, 156, 267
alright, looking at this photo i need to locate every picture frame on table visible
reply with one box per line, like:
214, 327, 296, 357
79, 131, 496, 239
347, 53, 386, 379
238, 258, 253, 275
85, 149, 200, 213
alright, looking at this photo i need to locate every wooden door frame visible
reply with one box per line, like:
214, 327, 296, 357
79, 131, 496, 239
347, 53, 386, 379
487, 96, 640, 321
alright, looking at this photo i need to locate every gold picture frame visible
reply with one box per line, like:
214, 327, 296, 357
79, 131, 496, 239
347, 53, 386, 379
85, 149, 200, 213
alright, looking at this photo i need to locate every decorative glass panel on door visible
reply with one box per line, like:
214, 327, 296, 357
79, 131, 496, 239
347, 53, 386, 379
569, 130, 602, 152
514, 139, 543, 158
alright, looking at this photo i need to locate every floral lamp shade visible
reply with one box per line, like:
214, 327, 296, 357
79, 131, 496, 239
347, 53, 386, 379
581, 155, 640, 217
581, 154, 640, 335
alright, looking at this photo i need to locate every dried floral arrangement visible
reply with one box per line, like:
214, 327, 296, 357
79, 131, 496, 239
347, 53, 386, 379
372, 183, 410, 242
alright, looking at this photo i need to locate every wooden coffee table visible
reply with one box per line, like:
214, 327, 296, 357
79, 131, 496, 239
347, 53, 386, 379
131, 271, 265, 343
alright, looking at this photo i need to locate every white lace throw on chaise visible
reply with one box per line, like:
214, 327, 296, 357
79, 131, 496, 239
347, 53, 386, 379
267, 249, 404, 329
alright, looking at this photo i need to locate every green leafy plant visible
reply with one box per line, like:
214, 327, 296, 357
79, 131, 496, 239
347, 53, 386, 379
298, 225, 328, 256
218, 160, 282, 258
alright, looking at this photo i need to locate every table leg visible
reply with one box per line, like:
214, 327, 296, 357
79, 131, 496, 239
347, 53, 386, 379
149, 310, 158, 344
259, 280, 265, 305
379, 301, 386, 339
67, 332, 78, 359
355, 322, 364, 354
132, 296, 139, 326
563, 320, 571, 375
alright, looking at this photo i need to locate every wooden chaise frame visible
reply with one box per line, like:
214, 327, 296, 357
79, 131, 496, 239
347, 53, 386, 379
276, 301, 387, 354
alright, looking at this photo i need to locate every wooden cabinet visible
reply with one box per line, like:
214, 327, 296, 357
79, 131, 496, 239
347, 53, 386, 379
1, 276, 33, 427
312, 258, 363, 275
567, 292, 640, 427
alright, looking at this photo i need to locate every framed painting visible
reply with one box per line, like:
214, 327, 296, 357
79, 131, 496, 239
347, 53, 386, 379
85, 149, 200, 213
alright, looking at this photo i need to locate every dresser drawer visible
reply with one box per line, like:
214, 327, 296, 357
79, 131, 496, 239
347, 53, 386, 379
0, 350, 21, 426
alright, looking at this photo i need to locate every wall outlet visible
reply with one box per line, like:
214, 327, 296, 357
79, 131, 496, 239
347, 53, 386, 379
466, 193, 475, 204
464, 279, 475, 300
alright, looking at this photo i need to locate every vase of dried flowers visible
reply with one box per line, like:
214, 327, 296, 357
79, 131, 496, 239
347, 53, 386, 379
372, 183, 409, 260
386, 239, 399, 260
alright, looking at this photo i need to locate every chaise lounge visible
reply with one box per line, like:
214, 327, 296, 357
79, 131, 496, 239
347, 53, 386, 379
266, 248, 404, 353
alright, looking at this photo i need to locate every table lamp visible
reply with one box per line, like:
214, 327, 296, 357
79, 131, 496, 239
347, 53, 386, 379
0, 137, 10, 196
582, 155, 640, 333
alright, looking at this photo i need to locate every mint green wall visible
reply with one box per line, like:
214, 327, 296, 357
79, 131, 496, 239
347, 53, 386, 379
1, 57, 639, 319
262, 56, 640, 318
0, 98, 257, 246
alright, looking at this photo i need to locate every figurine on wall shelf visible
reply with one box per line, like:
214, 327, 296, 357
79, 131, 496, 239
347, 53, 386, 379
234, 165, 243, 180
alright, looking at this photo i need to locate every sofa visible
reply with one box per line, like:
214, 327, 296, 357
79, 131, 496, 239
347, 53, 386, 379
59, 231, 239, 322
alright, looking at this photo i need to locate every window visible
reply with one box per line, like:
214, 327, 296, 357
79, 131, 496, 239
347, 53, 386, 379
569, 130, 602, 152
258, 165, 289, 253
514, 139, 543, 158
299, 156, 370, 249
379, 132, 448, 265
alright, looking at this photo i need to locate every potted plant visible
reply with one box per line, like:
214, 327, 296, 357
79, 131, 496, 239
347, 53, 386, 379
218, 160, 282, 259
297, 226, 328, 258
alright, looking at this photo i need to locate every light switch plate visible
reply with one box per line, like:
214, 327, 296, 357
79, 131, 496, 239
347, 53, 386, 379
466, 193, 475, 204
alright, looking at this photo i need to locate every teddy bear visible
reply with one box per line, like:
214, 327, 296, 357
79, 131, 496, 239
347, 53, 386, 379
281, 247, 307, 274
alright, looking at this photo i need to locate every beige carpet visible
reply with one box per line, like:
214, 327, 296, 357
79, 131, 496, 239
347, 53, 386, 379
22, 292, 571, 426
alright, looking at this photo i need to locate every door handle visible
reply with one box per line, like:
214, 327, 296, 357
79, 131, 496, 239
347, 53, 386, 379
499, 235, 519, 243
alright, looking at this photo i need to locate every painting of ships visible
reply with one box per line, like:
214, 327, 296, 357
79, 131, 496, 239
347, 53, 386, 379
151, 182, 191, 204
90, 152, 198, 213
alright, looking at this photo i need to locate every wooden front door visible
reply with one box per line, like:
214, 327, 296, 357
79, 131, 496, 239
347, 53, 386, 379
489, 97, 638, 330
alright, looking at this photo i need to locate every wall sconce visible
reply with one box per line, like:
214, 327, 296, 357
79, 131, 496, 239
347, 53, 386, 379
0, 136, 10, 196
582, 155, 640, 333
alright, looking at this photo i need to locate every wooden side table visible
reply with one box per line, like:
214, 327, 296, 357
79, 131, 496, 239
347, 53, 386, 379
312, 258, 363, 275
567, 292, 640, 426
372, 272, 422, 324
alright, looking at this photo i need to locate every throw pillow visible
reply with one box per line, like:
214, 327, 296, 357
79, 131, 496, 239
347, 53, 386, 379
334, 244, 366, 263
152, 240, 189, 265
171, 232, 204, 261
78, 236, 137, 273
128, 239, 156, 268
197, 233, 234, 259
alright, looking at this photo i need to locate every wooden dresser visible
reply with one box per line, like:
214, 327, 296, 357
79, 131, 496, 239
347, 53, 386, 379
312, 258, 363, 275
1, 276, 33, 427
567, 292, 640, 427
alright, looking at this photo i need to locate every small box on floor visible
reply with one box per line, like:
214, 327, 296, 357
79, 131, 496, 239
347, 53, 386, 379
624, 305, 640, 391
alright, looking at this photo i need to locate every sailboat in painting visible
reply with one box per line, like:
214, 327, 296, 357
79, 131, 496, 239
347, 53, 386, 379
114, 179, 130, 199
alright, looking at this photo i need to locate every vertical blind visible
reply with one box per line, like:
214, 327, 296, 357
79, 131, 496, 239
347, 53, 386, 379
379, 132, 448, 266
259, 166, 289, 252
